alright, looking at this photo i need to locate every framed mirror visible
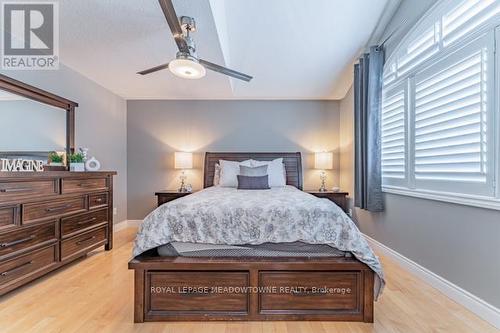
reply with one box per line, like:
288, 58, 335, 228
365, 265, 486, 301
0, 73, 78, 170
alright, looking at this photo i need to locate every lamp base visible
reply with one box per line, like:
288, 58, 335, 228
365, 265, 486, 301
178, 172, 188, 193
178, 186, 189, 193
318, 171, 327, 192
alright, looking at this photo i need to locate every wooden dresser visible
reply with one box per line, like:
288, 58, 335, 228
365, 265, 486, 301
0, 171, 116, 296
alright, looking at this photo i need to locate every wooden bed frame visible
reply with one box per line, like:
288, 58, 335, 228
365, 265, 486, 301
129, 152, 374, 322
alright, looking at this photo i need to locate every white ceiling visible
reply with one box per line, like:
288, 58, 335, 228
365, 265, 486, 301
59, 0, 389, 100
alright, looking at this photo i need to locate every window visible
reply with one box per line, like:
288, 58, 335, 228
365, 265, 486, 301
381, 0, 500, 208
381, 85, 406, 185
413, 36, 493, 196
442, 0, 500, 46
397, 23, 440, 76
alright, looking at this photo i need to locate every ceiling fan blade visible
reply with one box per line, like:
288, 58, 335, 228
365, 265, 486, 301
158, 0, 189, 53
199, 59, 253, 82
137, 63, 169, 75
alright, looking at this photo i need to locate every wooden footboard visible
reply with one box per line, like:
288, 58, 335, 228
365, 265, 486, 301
129, 252, 374, 322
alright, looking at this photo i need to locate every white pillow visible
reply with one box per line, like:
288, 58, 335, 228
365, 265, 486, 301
251, 158, 286, 187
219, 159, 253, 187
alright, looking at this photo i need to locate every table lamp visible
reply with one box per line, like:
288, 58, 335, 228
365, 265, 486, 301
174, 152, 193, 192
314, 152, 333, 192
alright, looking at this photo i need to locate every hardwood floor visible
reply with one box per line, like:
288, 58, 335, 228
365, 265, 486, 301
0, 227, 497, 333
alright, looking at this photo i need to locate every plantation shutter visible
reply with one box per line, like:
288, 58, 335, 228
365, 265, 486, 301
412, 34, 494, 195
381, 83, 406, 186
442, 0, 500, 46
397, 24, 440, 76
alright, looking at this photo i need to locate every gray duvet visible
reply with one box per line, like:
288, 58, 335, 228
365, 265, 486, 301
133, 186, 385, 298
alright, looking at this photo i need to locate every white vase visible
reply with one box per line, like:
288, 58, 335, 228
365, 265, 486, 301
70, 163, 85, 172
49, 162, 63, 166
85, 157, 101, 171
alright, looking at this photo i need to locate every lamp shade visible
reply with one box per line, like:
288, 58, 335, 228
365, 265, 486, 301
314, 152, 333, 170
174, 152, 193, 169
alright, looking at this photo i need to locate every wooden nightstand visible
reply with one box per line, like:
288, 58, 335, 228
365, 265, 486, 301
155, 191, 194, 207
305, 191, 349, 213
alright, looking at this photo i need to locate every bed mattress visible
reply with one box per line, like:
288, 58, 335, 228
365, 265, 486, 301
157, 241, 352, 258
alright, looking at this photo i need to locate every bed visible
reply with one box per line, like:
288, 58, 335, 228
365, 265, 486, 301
129, 152, 384, 322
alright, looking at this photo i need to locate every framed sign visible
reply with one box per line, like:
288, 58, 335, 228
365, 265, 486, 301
0, 158, 44, 172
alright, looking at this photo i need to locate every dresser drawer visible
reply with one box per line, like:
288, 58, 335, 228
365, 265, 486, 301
89, 193, 108, 209
23, 196, 87, 223
61, 226, 107, 261
62, 178, 108, 194
147, 271, 249, 314
61, 209, 108, 238
0, 205, 19, 230
0, 221, 57, 258
0, 180, 58, 201
0, 245, 57, 287
259, 271, 360, 313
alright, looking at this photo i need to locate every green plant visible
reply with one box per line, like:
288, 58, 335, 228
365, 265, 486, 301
48, 151, 63, 164
68, 153, 84, 163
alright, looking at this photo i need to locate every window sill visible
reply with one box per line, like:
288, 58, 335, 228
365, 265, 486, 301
382, 186, 500, 211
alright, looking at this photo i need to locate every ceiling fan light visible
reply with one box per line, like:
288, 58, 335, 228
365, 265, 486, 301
168, 58, 206, 79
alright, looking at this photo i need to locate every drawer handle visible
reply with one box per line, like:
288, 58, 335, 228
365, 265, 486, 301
94, 198, 103, 203
77, 217, 97, 225
0, 235, 36, 248
0, 261, 33, 277
0, 187, 32, 193
77, 183, 93, 188
291, 290, 328, 297
76, 236, 96, 245
45, 204, 72, 212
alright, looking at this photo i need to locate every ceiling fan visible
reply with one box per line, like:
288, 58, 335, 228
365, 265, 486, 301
137, 0, 253, 81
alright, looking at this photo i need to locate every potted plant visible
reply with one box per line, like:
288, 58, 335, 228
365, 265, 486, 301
48, 151, 64, 166
68, 152, 85, 172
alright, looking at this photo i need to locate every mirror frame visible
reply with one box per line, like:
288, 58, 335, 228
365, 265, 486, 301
0, 73, 78, 156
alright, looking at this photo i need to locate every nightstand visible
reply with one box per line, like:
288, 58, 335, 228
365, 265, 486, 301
305, 191, 349, 213
155, 190, 194, 207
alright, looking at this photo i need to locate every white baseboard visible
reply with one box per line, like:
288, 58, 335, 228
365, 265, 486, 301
126, 220, 143, 227
364, 234, 500, 329
114, 219, 142, 232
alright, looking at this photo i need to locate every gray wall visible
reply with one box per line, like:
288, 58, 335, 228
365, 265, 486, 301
0, 65, 128, 223
339, 0, 500, 308
127, 100, 340, 219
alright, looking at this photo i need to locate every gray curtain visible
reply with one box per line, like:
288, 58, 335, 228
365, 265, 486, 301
354, 46, 384, 212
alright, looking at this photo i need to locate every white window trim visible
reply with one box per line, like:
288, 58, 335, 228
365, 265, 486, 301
383, 185, 500, 211
496, 25, 500, 206
381, 0, 500, 210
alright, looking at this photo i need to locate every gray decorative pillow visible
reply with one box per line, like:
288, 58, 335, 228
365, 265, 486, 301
239, 164, 268, 177
237, 175, 270, 190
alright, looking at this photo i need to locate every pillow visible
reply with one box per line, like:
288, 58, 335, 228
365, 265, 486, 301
219, 159, 252, 187
239, 165, 268, 177
213, 163, 221, 186
250, 158, 286, 187
237, 175, 270, 190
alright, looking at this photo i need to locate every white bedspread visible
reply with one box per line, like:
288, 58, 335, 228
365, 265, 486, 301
133, 186, 385, 298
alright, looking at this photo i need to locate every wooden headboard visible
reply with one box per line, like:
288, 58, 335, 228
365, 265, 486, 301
204, 152, 303, 190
